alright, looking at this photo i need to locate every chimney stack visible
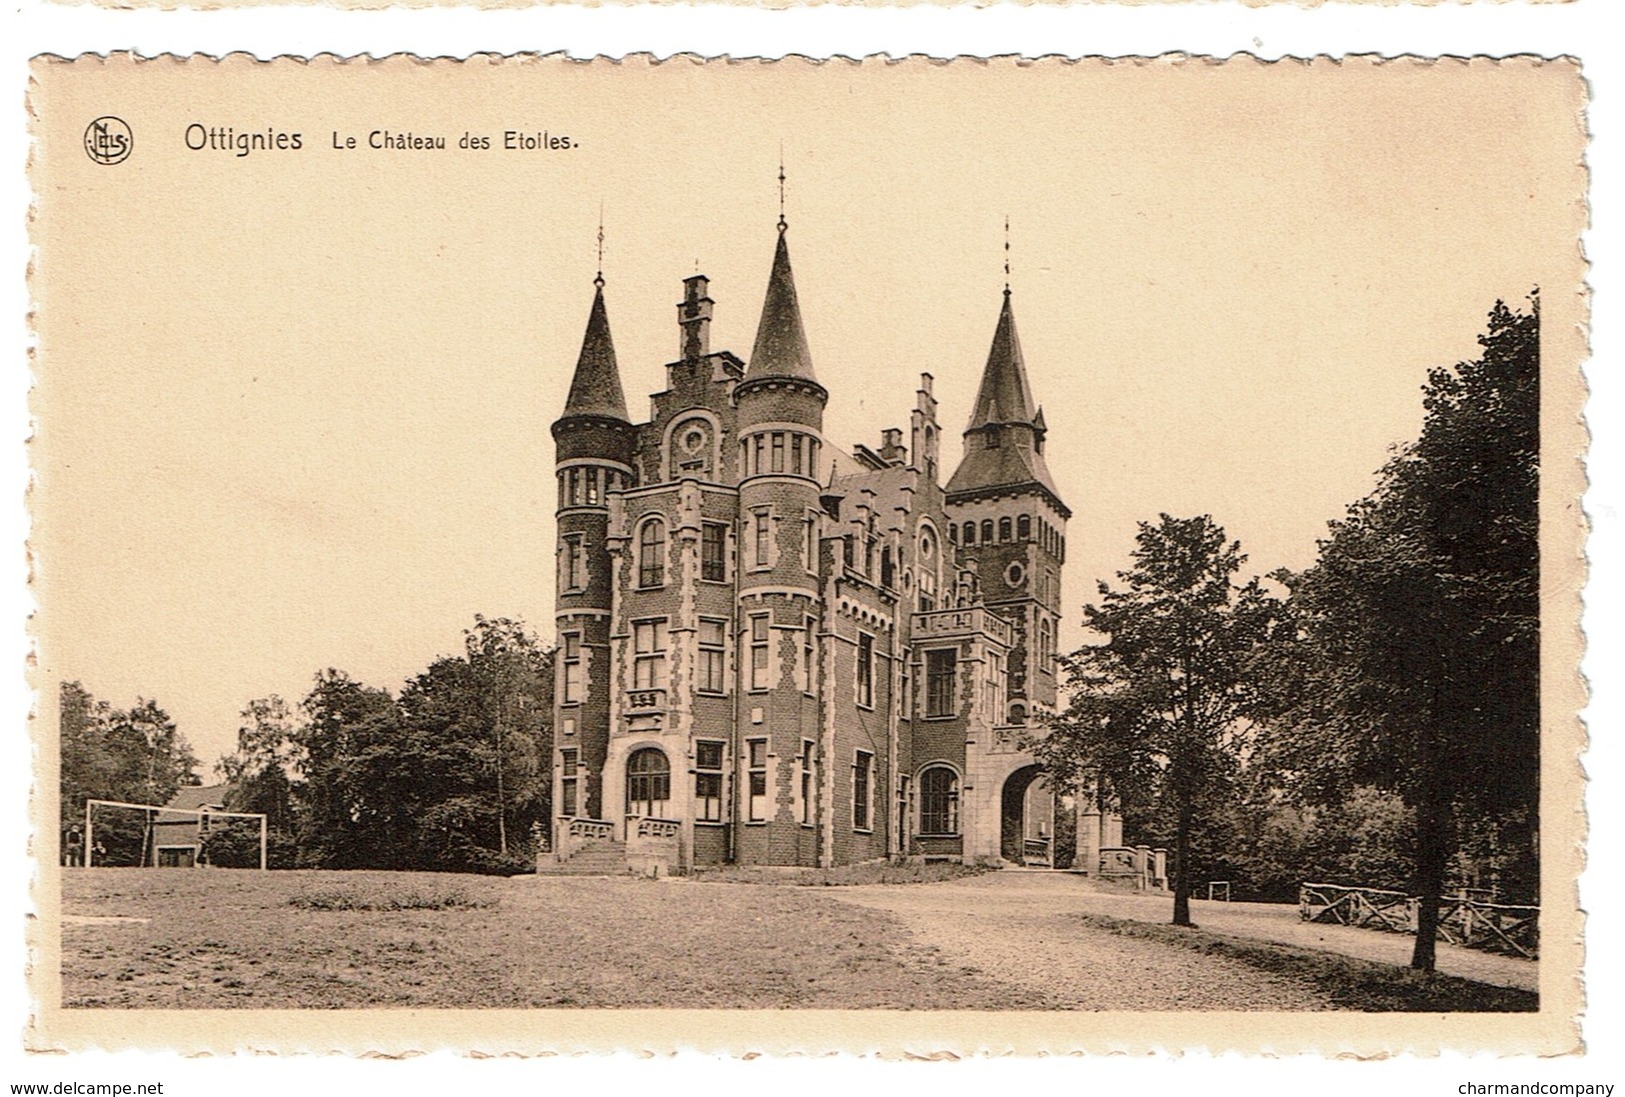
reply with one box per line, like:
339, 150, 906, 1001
678, 274, 713, 360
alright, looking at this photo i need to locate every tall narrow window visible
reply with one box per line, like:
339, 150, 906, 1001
919, 568, 936, 613
804, 510, 819, 573
565, 468, 583, 506
561, 535, 586, 593
747, 738, 769, 822
701, 522, 727, 582
697, 618, 727, 694
1039, 617, 1054, 675
632, 619, 669, 691
771, 432, 786, 473
753, 509, 772, 567
999, 517, 1013, 542
803, 617, 817, 692
981, 519, 995, 544
853, 751, 873, 831
561, 633, 583, 704
791, 434, 805, 476
856, 632, 875, 709
695, 740, 723, 823
585, 467, 601, 505
753, 435, 767, 476
900, 661, 912, 720
638, 518, 666, 588
1018, 514, 1032, 541
749, 614, 770, 691
560, 749, 579, 817
962, 521, 976, 545
920, 766, 959, 835
925, 649, 957, 718
800, 739, 816, 825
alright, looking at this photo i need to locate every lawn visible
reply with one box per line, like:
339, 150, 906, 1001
60, 868, 1044, 1009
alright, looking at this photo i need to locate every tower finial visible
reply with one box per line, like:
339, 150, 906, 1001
595, 203, 605, 288
778, 147, 787, 233
1003, 215, 1011, 296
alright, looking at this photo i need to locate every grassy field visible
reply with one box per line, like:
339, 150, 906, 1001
60, 868, 1044, 1009
60, 868, 1536, 1012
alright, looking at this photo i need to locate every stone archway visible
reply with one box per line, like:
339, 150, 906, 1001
1000, 765, 1055, 865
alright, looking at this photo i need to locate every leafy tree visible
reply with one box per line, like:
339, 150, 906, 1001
1033, 515, 1279, 926
215, 695, 301, 867
1267, 295, 1539, 969
287, 618, 552, 874
58, 682, 200, 865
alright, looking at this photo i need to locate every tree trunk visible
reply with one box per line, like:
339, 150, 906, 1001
1172, 796, 1194, 927
1410, 789, 1449, 971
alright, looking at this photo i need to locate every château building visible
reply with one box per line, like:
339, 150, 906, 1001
548, 216, 1122, 874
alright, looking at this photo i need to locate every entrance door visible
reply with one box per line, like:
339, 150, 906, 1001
1000, 766, 1053, 864
626, 747, 672, 819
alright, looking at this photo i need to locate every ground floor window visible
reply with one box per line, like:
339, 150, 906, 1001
920, 765, 959, 835
695, 740, 723, 822
852, 750, 873, 832
627, 747, 671, 818
747, 738, 769, 822
561, 748, 579, 817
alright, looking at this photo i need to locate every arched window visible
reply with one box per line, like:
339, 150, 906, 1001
981, 519, 995, 544
626, 748, 671, 818
918, 530, 937, 612
919, 766, 960, 835
1017, 515, 1031, 541
998, 517, 1012, 542
1008, 701, 1027, 726
638, 518, 666, 588
880, 547, 895, 588
962, 521, 976, 545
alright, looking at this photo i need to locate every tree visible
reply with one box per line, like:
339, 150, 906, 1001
216, 695, 301, 867
1033, 515, 1279, 926
1268, 295, 1539, 969
292, 669, 408, 869
58, 682, 200, 865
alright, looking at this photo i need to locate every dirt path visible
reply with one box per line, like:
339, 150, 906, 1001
826, 872, 1329, 1010
828, 871, 1538, 999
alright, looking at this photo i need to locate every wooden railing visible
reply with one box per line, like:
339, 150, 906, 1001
1299, 883, 1539, 959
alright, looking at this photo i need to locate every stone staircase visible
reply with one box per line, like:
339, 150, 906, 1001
537, 839, 629, 877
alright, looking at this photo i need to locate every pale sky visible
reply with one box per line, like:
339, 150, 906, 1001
31, 57, 1584, 769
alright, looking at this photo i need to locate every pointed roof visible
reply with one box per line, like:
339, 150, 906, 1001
744, 227, 817, 385
944, 291, 1068, 515
966, 290, 1040, 431
561, 280, 629, 421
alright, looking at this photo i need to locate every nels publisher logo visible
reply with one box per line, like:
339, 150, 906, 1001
83, 116, 133, 165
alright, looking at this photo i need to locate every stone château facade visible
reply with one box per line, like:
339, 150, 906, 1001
549, 218, 1120, 873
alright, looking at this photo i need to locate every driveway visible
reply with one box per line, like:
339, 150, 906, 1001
825, 871, 1538, 1008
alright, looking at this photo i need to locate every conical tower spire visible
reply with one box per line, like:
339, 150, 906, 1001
966, 289, 1039, 431
744, 222, 818, 385
944, 286, 1065, 510
561, 277, 629, 421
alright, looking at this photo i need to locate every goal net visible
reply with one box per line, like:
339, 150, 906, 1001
78, 798, 268, 870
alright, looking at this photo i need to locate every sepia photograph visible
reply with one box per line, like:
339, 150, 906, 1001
25, 53, 1586, 1056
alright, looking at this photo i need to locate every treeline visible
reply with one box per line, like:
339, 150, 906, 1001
1036, 295, 1539, 970
59, 686, 202, 865
63, 615, 554, 876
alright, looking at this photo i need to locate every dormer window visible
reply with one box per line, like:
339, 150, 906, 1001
986, 425, 1002, 449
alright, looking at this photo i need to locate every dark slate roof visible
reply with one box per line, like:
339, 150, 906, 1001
744, 228, 818, 385
561, 283, 630, 421
965, 291, 1039, 431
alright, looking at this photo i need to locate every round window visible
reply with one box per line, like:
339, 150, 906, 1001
1005, 562, 1027, 588
681, 427, 706, 454
920, 534, 934, 560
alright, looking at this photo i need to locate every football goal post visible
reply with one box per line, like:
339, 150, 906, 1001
83, 798, 269, 870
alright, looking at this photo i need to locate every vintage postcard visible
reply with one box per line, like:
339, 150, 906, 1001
26, 54, 1587, 1056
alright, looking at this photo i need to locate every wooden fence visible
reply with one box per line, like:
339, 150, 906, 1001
1299, 882, 1538, 960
